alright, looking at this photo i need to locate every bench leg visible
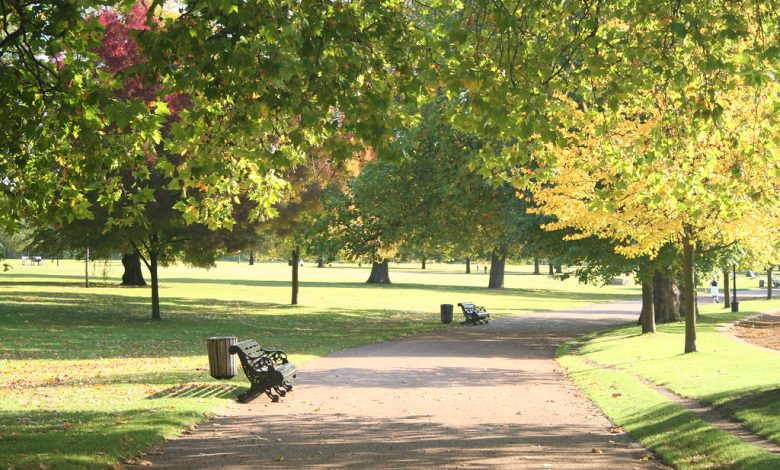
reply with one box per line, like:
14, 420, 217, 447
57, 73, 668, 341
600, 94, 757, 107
265, 388, 280, 402
273, 385, 287, 397
237, 384, 263, 403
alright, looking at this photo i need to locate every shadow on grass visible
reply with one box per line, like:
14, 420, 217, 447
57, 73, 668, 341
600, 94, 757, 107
147, 384, 238, 399
706, 387, 780, 445
0, 290, 437, 361
0, 408, 203, 469
618, 401, 780, 469
575, 301, 777, 357
2, 285, 642, 364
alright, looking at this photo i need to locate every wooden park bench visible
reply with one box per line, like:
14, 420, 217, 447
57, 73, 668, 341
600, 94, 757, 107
229, 339, 296, 403
458, 302, 491, 325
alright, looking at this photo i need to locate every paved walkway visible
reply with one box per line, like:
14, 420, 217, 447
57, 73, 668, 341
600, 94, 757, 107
140, 301, 667, 469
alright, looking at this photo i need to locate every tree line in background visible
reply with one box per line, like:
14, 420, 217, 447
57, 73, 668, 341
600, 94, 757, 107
1, 0, 778, 353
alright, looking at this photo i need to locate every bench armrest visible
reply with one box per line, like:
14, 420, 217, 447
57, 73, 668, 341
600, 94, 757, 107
246, 349, 288, 365
263, 350, 289, 364
247, 355, 274, 370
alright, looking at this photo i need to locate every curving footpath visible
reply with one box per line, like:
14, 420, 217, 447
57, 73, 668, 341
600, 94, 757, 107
138, 301, 667, 469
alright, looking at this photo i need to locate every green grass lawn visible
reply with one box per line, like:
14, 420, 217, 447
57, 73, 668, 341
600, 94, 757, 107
0, 259, 639, 469
559, 297, 780, 470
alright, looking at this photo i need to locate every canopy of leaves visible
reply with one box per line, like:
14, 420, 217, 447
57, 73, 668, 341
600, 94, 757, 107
3, 0, 426, 237
310, 97, 529, 263
427, 1, 780, 266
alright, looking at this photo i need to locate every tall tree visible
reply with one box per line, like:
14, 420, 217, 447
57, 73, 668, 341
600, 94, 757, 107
433, 1, 780, 353
364, 97, 529, 288
527, 20, 779, 352
262, 149, 369, 303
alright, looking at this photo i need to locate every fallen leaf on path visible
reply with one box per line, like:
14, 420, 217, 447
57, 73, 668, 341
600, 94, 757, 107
611, 393, 622, 398
275, 455, 284, 462
591, 448, 604, 454
610, 426, 624, 433
137, 461, 153, 467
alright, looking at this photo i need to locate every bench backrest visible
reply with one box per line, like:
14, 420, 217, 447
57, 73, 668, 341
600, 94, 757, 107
458, 302, 478, 313
230, 339, 264, 359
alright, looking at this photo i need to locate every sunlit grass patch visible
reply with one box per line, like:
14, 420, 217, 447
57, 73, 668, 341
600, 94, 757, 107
559, 298, 780, 469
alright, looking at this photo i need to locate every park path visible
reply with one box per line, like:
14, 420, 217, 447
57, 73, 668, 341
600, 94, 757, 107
139, 301, 667, 469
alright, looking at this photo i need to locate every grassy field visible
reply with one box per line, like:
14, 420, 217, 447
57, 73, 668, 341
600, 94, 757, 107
559, 297, 780, 470
0, 259, 640, 469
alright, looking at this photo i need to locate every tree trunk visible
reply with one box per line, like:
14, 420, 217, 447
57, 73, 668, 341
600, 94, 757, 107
548, 263, 554, 275
654, 269, 682, 323
249, 249, 255, 266
291, 247, 300, 305
723, 268, 730, 309
421, 256, 426, 270
533, 257, 540, 275
465, 257, 471, 274
768, 266, 774, 300
678, 279, 699, 321
555, 264, 563, 274
150, 250, 160, 320
682, 236, 697, 353
488, 249, 506, 289
85, 246, 90, 288
640, 279, 656, 334
366, 259, 391, 284
121, 253, 147, 286
317, 257, 324, 268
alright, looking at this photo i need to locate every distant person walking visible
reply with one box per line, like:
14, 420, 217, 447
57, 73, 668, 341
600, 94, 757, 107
710, 279, 720, 303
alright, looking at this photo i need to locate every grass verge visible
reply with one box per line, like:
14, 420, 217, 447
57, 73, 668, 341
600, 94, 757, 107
558, 297, 780, 469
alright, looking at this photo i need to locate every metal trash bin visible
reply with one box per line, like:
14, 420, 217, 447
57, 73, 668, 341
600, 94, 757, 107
207, 336, 237, 379
440, 304, 453, 324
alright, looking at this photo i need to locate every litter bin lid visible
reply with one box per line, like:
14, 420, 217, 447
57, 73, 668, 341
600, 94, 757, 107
208, 336, 237, 340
